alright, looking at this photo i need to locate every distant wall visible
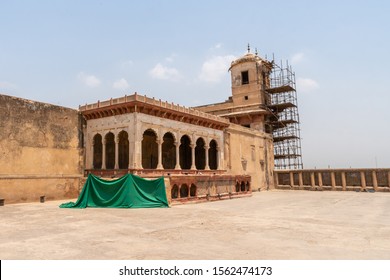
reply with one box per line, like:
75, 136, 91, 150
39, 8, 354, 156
0, 94, 84, 204
275, 168, 390, 192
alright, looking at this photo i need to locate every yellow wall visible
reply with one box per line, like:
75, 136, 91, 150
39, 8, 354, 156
0, 94, 83, 204
225, 123, 274, 191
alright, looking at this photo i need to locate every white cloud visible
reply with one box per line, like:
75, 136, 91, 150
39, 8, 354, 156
297, 77, 319, 93
77, 72, 101, 87
198, 55, 236, 83
149, 63, 181, 81
0, 81, 17, 90
113, 78, 130, 91
210, 43, 222, 50
121, 60, 133, 67
291, 52, 305, 64
165, 54, 177, 63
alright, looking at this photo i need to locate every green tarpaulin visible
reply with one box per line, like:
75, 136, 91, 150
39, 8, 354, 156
60, 174, 168, 208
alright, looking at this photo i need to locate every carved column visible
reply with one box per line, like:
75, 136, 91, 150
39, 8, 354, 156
217, 147, 222, 170
174, 141, 180, 170
91, 138, 95, 169
205, 144, 210, 170
114, 135, 119, 170
157, 139, 163, 170
102, 138, 106, 169
190, 144, 196, 170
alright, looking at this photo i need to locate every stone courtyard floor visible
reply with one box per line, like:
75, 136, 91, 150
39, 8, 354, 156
1, 190, 390, 260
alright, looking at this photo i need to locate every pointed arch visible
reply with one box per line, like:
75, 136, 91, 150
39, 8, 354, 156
209, 139, 218, 170
105, 132, 115, 169
179, 135, 191, 169
142, 129, 158, 169
93, 134, 102, 169
118, 130, 129, 169
162, 132, 176, 169
195, 137, 206, 170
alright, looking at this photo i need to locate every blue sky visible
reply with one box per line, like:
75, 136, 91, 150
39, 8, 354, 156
1, 0, 389, 168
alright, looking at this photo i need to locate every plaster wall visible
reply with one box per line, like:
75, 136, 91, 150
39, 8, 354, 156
225, 123, 274, 190
0, 94, 83, 203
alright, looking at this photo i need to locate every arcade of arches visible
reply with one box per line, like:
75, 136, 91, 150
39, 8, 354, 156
92, 128, 220, 171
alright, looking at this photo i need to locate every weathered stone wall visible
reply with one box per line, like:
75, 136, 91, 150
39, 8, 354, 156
0, 94, 84, 204
225, 123, 274, 191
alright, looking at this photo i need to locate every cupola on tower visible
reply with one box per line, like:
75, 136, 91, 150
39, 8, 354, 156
229, 47, 272, 108
195, 47, 273, 133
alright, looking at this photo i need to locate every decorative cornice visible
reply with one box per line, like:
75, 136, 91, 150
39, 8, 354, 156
79, 94, 230, 130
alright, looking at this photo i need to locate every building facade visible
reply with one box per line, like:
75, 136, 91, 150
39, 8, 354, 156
0, 51, 275, 204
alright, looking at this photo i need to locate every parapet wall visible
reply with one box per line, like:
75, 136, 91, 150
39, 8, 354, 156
275, 168, 390, 192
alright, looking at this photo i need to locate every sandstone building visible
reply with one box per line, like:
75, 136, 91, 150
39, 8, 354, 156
1, 50, 287, 204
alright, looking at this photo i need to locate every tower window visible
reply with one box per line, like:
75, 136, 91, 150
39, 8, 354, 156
241, 71, 249, 85
244, 96, 249, 100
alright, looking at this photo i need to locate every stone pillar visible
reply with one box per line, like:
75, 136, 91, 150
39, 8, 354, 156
205, 144, 210, 170
157, 139, 163, 170
91, 138, 95, 169
310, 172, 315, 187
360, 171, 366, 190
298, 172, 303, 186
128, 130, 134, 170
290, 172, 294, 187
331, 172, 336, 189
114, 136, 119, 169
217, 147, 222, 170
174, 141, 180, 170
318, 172, 323, 187
341, 172, 346, 191
372, 170, 378, 191
102, 138, 106, 169
136, 139, 142, 169
190, 144, 196, 170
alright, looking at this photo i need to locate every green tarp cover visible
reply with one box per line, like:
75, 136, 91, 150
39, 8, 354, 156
60, 174, 168, 208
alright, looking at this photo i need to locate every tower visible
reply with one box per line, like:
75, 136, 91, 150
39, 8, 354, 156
227, 50, 273, 131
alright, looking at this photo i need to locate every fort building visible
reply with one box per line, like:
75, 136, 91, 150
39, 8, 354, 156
1, 49, 389, 206
1, 50, 278, 205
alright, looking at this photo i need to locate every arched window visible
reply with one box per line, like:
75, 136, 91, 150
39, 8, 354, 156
118, 131, 129, 169
190, 184, 197, 197
142, 129, 158, 169
240, 181, 246, 192
235, 182, 240, 193
179, 135, 191, 169
180, 184, 189, 198
105, 132, 115, 169
171, 185, 179, 199
195, 137, 206, 170
162, 132, 176, 169
209, 139, 218, 170
246, 181, 250, 192
93, 134, 102, 169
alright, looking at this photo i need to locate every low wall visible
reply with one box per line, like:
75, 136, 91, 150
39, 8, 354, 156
168, 174, 251, 204
275, 168, 390, 192
0, 175, 84, 204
